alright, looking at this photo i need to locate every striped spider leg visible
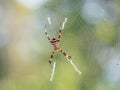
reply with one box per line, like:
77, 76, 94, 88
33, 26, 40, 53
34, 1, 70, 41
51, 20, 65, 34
45, 18, 72, 64
45, 24, 51, 42
58, 48, 72, 60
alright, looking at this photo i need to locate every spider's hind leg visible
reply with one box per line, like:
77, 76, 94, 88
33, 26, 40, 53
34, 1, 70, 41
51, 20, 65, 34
49, 50, 55, 64
59, 48, 72, 60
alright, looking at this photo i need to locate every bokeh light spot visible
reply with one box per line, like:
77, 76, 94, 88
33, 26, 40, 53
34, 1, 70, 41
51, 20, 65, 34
82, 1, 107, 24
95, 21, 116, 42
16, 0, 48, 9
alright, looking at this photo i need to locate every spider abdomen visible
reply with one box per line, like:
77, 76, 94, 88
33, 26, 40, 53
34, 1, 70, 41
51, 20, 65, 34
51, 41, 59, 50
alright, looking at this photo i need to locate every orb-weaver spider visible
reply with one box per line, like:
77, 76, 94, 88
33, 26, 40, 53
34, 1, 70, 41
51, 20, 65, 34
45, 18, 72, 64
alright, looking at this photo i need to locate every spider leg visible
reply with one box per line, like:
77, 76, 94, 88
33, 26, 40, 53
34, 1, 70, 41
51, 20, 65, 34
57, 23, 62, 41
57, 18, 67, 41
58, 48, 72, 60
49, 50, 55, 64
45, 25, 51, 42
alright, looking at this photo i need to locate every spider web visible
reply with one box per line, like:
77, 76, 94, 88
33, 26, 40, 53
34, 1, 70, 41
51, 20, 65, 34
0, 0, 120, 90
40, 0, 120, 88
47, 17, 81, 81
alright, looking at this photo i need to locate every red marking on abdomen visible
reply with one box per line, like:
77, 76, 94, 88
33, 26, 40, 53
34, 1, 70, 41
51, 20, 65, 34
52, 42, 59, 50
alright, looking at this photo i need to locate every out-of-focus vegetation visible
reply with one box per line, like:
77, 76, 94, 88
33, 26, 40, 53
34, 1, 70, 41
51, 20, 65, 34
0, 0, 120, 90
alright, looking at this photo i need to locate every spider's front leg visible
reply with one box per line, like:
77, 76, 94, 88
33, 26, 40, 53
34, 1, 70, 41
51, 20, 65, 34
58, 48, 72, 60
49, 50, 55, 64
57, 18, 67, 41
45, 25, 51, 43
57, 24, 62, 41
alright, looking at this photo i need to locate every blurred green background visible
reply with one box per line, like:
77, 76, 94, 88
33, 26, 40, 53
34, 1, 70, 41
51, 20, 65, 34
0, 0, 120, 90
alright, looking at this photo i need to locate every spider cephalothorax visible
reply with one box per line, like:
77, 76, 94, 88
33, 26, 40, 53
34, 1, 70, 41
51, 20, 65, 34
45, 18, 72, 64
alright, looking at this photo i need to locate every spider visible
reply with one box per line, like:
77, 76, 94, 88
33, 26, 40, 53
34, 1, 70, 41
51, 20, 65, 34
45, 18, 72, 64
